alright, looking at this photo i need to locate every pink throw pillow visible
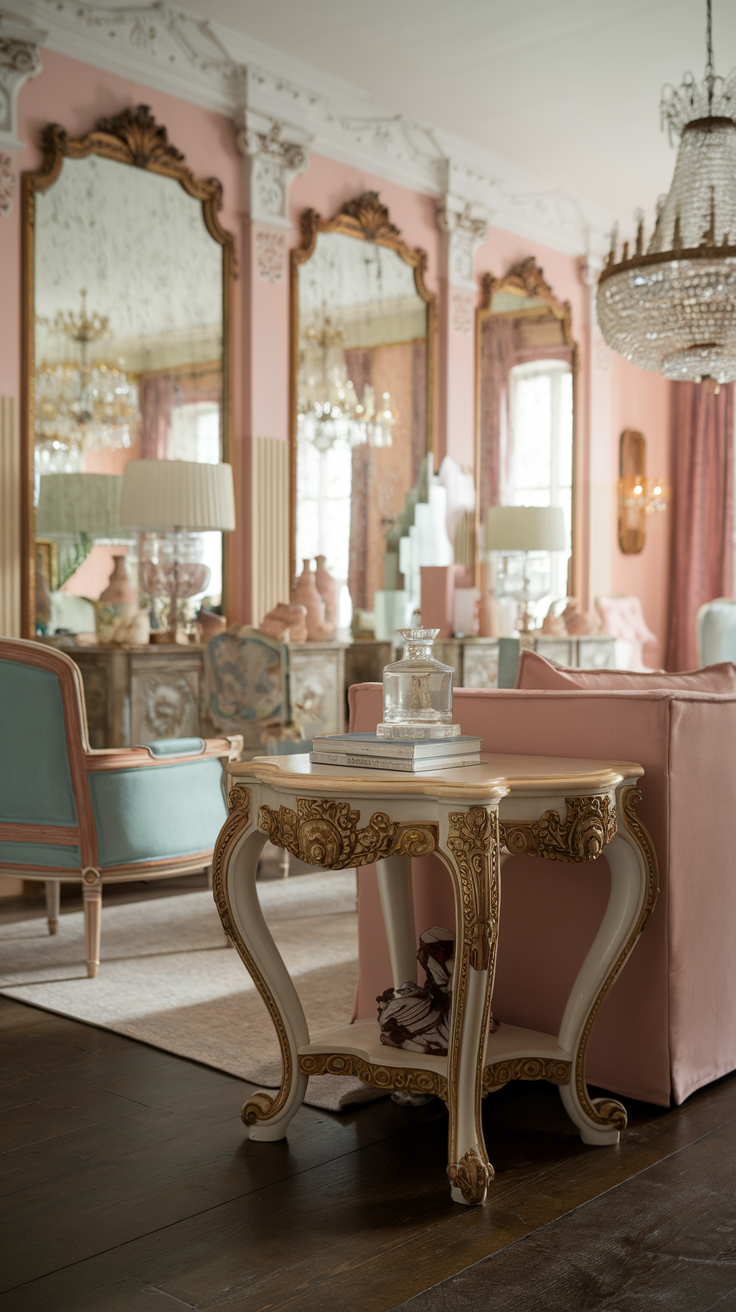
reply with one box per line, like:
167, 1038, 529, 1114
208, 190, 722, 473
514, 648, 736, 692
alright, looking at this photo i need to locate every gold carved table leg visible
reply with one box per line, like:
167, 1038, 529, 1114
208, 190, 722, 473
557, 785, 659, 1143
438, 802, 500, 1206
211, 785, 309, 1140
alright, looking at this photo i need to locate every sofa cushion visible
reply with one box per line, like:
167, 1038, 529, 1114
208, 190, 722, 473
514, 648, 736, 692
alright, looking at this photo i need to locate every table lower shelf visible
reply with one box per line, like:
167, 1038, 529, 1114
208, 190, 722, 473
299, 1019, 572, 1101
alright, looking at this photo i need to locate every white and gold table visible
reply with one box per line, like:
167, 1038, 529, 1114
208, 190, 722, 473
212, 752, 658, 1206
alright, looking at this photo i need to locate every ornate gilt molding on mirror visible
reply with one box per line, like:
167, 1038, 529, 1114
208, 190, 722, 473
289, 191, 437, 624
21, 105, 235, 638
474, 256, 579, 599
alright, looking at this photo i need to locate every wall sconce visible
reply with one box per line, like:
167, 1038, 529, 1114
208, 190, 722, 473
618, 429, 667, 555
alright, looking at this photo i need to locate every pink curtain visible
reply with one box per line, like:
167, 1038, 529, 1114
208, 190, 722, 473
139, 374, 175, 460
666, 382, 734, 671
479, 317, 515, 508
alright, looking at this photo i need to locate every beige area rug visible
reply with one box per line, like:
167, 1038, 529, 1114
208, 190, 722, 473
0, 871, 385, 1112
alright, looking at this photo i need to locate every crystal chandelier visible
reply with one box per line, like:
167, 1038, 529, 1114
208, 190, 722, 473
35, 290, 139, 471
597, 0, 736, 387
297, 316, 394, 452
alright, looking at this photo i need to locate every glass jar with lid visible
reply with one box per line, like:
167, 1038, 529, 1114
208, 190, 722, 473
379, 628, 459, 738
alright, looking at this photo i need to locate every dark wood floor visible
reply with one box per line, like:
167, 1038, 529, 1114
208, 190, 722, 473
3, 882, 736, 1310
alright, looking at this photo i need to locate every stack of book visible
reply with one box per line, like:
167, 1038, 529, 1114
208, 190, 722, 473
309, 732, 483, 773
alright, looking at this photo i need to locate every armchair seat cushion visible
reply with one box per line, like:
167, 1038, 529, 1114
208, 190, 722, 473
88, 758, 227, 866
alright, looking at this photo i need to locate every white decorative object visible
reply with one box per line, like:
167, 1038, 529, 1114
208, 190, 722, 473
450, 291, 474, 336
236, 109, 311, 228
254, 227, 286, 283
373, 590, 410, 642
399, 482, 454, 618
437, 195, 489, 289
0, 148, 13, 216
0, 11, 44, 153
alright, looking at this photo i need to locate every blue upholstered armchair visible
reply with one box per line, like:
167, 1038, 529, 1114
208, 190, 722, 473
0, 639, 241, 976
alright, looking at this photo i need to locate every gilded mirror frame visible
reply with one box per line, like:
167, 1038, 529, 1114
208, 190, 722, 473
289, 191, 437, 585
474, 257, 579, 594
20, 104, 235, 638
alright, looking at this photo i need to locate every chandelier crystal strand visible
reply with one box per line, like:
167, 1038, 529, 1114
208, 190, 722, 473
597, 0, 736, 386
35, 290, 139, 469
297, 314, 395, 451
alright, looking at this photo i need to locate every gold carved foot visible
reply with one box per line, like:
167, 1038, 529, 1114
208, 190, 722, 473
447, 1149, 494, 1206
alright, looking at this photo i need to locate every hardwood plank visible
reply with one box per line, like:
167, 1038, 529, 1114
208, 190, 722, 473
392, 1116, 736, 1311
3, 1003, 736, 1312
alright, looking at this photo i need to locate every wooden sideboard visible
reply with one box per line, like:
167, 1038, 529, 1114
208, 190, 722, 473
62, 640, 348, 749
57, 633, 615, 748
345, 634, 617, 691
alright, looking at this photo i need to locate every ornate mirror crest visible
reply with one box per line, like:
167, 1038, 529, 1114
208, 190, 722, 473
474, 256, 579, 596
290, 191, 437, 592
21, 105, 235, 637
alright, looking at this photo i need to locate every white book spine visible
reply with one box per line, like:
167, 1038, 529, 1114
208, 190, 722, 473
309, 751, 481, 772
311, 737, 480, 759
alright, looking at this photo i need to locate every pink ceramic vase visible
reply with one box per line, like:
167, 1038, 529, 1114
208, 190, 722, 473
99, 555, 135, 605
291, 559, 329, 641
314, 554, 339, 636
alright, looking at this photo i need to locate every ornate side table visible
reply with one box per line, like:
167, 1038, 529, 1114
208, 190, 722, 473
212, 753, 658, 1206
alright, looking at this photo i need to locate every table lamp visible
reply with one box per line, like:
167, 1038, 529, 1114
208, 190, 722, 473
485, 505, 567, 633
120, 459, 236, 642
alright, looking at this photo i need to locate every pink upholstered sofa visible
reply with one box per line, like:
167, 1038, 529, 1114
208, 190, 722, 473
350, 680, 736, 1107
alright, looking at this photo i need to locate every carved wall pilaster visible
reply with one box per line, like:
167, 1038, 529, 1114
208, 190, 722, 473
235, 108, 311, 228
437, 195, 489, 290
0, 11, 46, 215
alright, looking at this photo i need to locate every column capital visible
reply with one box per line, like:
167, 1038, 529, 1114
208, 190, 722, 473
234, 108, 312, 228
0, 12, 45, 151
437, 195, 489, 289
0, 11, 46, 217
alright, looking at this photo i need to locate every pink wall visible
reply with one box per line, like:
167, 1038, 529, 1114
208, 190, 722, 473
5, 48, 675, 636
609, 357, 672, 668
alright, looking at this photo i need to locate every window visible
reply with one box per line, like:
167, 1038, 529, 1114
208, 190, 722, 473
505, 359, 573, 608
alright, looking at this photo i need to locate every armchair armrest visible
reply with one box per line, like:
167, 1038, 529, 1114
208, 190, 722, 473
85, 735, 242, 772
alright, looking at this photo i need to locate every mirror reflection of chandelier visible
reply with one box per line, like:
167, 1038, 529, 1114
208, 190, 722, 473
297, 315, 395, 452
35, 290, 139, 472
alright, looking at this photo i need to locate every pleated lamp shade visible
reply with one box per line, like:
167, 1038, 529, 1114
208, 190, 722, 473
36, 473, 124, 537
485, 505, 566, 552
120, 460, 236, 532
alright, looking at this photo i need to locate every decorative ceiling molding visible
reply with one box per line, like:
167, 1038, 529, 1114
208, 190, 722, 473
16, 0, 614, 257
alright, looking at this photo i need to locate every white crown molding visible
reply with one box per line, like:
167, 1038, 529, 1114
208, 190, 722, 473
15, 0, 615, 257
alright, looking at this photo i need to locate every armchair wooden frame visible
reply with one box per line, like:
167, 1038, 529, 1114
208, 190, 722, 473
0, 639, 241, 976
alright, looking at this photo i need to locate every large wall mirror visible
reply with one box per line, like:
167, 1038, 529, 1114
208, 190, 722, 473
475, 258, 577, 614
291, 192, 436, 629
21, 105, 234, 639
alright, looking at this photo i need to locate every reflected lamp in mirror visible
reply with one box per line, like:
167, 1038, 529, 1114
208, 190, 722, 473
120, 459, 235, 642
36, 472, 126, 606
618, 429, 667, 555
485, 505, 567, 634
